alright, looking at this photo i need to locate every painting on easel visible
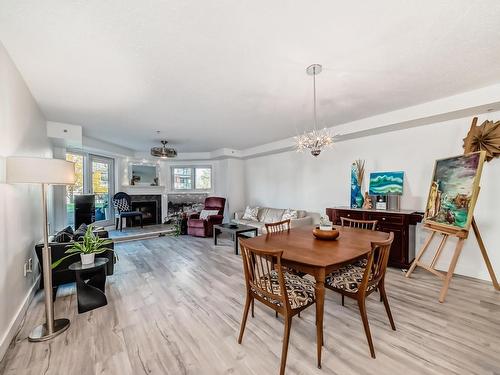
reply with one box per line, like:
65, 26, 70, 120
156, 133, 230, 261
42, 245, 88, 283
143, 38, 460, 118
424, 151, 486, 231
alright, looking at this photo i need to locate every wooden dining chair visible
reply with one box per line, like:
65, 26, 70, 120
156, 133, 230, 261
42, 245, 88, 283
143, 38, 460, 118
340, 216, 379, 305
340, 217, 378, 230
264, 219, 300, 318
238, 239, 317, 375
265, 219, 291, 234
324, 232, 395, 359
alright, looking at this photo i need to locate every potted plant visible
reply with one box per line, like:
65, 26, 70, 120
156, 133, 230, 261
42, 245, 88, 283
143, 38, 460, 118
52, 225, 113, 268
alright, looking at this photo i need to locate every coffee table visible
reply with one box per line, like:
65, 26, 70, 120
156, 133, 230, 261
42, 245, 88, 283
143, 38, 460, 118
213, 223, 259, 255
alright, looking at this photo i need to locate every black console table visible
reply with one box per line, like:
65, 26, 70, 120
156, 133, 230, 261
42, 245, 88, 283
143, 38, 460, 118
326, 207, 423, 269
69, 258, 109, 314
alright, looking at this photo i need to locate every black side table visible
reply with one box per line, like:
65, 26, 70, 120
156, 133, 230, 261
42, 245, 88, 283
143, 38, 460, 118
213, 224, 259, 255
69, 258, 109, 314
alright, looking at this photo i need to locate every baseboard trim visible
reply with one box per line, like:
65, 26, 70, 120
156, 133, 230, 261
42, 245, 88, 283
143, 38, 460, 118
0, 275, 40, 362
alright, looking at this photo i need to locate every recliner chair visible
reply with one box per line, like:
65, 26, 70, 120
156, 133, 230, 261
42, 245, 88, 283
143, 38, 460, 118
187, 197, 226, 237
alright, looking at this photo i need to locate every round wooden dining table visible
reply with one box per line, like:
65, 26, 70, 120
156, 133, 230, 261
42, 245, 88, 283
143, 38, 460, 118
241, 225, 390, 368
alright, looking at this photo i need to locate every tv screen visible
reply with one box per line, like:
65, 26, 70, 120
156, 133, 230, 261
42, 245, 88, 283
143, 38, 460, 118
74, 194, 95, 228
369, 171, 404, 196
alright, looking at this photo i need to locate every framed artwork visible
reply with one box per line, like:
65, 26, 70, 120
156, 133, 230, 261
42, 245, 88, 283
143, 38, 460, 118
368, 171, 404, 196
424, 151, 486, 231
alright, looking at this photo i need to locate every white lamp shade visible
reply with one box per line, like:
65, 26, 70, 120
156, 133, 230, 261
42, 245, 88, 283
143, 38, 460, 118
6, 157, 75, 185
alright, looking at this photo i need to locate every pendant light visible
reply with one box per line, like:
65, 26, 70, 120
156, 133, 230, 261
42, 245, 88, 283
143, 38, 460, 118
295, 64, 334, 156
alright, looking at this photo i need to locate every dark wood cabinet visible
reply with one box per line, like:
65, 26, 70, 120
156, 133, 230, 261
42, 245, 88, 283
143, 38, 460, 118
326, 207, 423, 269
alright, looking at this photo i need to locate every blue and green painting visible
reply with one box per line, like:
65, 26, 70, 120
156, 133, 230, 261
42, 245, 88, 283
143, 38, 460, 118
425, 153, 483, 229
369, 171, 404, 196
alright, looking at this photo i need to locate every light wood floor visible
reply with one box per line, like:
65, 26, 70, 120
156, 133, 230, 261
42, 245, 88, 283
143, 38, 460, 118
1, 235, 499, 375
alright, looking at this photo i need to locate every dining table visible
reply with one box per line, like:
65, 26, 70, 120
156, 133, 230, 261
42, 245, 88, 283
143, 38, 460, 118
241, 225, 390, 368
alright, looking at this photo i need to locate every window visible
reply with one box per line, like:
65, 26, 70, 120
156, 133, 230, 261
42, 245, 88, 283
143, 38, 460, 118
66, 153, 84, 228
195, 167, 212, 190
172, 166, 212, 191
65, 152, 114, 227
173, 168, 193, 190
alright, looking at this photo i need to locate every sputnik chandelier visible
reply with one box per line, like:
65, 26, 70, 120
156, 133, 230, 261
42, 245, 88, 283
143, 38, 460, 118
295, 64, 334, 157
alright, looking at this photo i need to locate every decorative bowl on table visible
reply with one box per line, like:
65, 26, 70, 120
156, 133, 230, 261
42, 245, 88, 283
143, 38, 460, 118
229, 224, 238, 229
312, 226, 339, 241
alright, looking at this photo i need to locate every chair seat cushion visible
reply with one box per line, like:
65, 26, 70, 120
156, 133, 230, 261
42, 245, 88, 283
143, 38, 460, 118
120, 211, 142, 217
252, 271, 315, 310
325, 259, 376, 293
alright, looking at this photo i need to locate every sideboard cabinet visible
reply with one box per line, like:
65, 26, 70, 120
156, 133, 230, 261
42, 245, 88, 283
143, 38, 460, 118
326, 207, 423, 269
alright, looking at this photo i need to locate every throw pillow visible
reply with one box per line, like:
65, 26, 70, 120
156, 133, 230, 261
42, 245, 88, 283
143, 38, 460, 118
73, 223, 88, 241
54, 226, 74, 243
113, 197, 130, 212
242, 206, 259, 221
62, 225, 74, 235
282, 208, 298, 220
199, 209, 220, 220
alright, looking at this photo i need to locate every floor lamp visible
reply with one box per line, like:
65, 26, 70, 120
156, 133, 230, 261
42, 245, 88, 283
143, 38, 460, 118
6, 156, 75, 341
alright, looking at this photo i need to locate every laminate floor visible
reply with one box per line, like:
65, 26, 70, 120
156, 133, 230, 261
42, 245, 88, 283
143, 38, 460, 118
1, 235, 499, 375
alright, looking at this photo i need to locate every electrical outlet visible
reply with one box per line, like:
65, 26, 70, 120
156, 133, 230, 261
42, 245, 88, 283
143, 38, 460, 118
23, 262, 28, 277
27, 258, 33, 273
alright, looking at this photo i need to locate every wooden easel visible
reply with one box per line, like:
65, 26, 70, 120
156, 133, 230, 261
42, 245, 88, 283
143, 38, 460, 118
406, 217, 499, 302
406, 128, 500, 302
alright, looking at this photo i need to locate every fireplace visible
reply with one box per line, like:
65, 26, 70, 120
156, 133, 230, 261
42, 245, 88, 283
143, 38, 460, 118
130, 195, 162, 226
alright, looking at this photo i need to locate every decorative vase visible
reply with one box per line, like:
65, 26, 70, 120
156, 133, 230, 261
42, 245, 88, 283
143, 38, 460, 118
81, 253, 95, 265
351, 160, 365, 208
350, 163, 358, 208
355, 189, 364, 208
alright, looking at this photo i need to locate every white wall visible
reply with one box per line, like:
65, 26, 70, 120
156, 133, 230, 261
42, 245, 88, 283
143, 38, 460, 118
0, 42, 52, 359
217, 158, 246, 221
244, 113, 500, 281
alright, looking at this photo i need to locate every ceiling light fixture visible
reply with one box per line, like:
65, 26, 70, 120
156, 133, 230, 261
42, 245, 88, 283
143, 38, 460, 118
150, 131, 177, 158
295, 64, 334, 157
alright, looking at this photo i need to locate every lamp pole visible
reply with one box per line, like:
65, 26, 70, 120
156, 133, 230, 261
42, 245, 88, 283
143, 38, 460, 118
29, 184, 70, 341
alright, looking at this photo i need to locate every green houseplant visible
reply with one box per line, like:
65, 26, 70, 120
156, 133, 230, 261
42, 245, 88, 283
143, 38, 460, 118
52, 225, 113, 268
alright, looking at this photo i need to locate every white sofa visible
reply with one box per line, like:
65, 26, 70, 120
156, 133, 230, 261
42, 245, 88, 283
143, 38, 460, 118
233, 207, 313, 234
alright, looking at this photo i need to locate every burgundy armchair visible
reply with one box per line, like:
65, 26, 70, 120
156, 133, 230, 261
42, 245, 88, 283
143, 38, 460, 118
187, 197, 226, 237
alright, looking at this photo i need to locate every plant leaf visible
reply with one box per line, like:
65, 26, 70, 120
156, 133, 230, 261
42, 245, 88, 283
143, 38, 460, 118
52, 253, 77, 269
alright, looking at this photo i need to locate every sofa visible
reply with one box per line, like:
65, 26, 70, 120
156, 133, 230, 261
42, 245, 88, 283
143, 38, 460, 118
233, 207, 313, 234
35, 229, 115, 298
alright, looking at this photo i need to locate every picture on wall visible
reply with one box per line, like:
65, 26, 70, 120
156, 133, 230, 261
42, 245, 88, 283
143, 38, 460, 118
424, 151, 486, 231
368, 171, 404, 196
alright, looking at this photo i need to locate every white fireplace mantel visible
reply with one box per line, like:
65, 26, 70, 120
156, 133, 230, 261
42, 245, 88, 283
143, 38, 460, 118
120, 185, 166, 195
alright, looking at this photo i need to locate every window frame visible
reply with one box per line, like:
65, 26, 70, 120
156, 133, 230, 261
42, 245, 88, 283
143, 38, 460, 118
170, 165, 213, 192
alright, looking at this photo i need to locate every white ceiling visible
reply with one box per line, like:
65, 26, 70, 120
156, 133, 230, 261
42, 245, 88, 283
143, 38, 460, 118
1, 0, 500, 152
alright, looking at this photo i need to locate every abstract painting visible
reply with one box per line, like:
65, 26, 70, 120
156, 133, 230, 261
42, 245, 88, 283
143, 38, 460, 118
424, 151, 485, 231
368, 171, 404, 196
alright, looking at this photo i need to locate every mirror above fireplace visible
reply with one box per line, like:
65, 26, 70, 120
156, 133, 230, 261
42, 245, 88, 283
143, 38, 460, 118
128, 162, 160, 186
